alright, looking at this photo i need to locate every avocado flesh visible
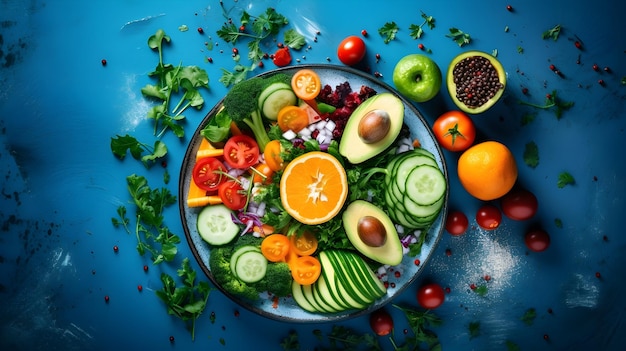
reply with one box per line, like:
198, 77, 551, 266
339, 93, 404, 164
342, 200, 403, 266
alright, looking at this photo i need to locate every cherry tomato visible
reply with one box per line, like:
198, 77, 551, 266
223, 135, 260, 169
525, 229, 550, 252
192, 157, 227, 191
289, 231, 318, 256
417, 282, 445, 309
432, 111, 476, 152
261, 234, 291, 262
369, 308, 394, 336
476, 204, 502, 230
291, 69, 322, 101
445, 210, 469, 236
263, 139, 284, 171
277, 106, 310, 133
290, 256, 321, 285
251, 163, 274, 184
272, 47, 292, 67
217, 180, 247, 211
501, 189, 538, 221
337, 35, 366, 66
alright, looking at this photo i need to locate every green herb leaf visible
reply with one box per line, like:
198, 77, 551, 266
554, 218, 563, 228
523, 141, 539, 168
520, 308, 537, 325
557, 171, 575, 188
284, 29, 306, 50
280, 330, 300, 351
518, 90, 574, 119
542, 24, 562, 41
446, 27, 471, 47
220, 64, 251, 87
378, 22, 399, 44
409, 11, 436, 39
468, 321, 481, 339
111, 134, 144, 160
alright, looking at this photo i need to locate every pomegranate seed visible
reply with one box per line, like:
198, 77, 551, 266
113, 245, 119, 252
418, 43, 425, 50
384, 281, 389, 288
574, 41, 582, 49
361, 29, 368, 36
592, 64, 599, 71
522, 87, 529, 94
143, 265, 149, 272
258, 61, 264, 68
394, 271, 401, 278
549, 64, 556, 71
414, 258, 421, 266
207, 57, 213, 63
137, 285, 143, 292
277, 42, 284, 48
169, 336, 175, 343
484, 275, 491, 281
604, 66, 611, 73
470, 283, 477, 290
104, 295, 110, 303
595, 271, 602, 278
598, 79, 605, 86
445, 287, 451, 293
101, 59, 107, 66
375, 53, 381, 60
506, 5, 513, 11
232, 48, 239, 55
239, 25, 245, 32
234, 310, 240, 317
546, 94, 552, 99
543, 334, 550, 341
445, 248, 452, 256
197, 27, 204, 34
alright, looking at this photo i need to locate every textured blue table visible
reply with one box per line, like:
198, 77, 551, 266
1, 1, 625, 350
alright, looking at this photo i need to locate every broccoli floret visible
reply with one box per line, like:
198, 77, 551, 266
233, 233, 263, 250
253, 261, 293, 297
209, 246, 259, 301
223, 77, 270, 151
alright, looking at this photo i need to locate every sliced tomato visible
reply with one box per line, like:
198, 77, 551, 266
289, 231, 318, 256
272, 47, 292, 67
217, 180, 247, 211
192, 157, 227, 192
263, 139, 284, 171
261, 234, 291, 262
223, 135, 260, 169
250, 163, 274, 184
277, 106, 309, 133
291, 69, 321, 101
290, 255, 321, 285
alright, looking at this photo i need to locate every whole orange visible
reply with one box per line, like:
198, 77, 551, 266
457, 141, 517, 201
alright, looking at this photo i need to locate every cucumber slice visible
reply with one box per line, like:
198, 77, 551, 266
258, 82, 297, 120
229, 245, 261, 279
393, 155, 439, 194
291, 281, 318, 313
404, 165, 446, 206
196, 205, 240, 246
319, 252, 361, 310
233, 250, 267, 283
313, 275, 343, 312
325, 250, 372, 305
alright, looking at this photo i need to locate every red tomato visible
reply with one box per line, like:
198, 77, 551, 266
218, 180, 247, 211
223, 135, 260, 169
337, 35, 366, 66
445, 210, 469, 236
192, 157, 227, 191
501, 189, 538, 220
432, 111, 476, 152
525, 229, 550, 252
417, 283, 445, 309
476, 204, 502, 230
272, 47, 292, 67
369, 308, 394, 336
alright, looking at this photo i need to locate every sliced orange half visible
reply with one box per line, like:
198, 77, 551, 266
280, 151, 348, 225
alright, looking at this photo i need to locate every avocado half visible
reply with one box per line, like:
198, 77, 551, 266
339, 93, 404, 164
446, 51, 506, 114
342, 200, 403, 266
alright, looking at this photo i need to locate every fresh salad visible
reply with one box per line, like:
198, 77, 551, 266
184, 68, 447, 314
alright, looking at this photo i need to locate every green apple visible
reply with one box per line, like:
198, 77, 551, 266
392, 54, 442, 103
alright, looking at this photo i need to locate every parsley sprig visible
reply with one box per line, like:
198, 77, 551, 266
542, 24, 562, 41
378, 22, 400, 44
409, 11, 436, 39
392, 304, 442, 350
110, 134, 167, 167
557, 172, 576, 188
156, 258, 211, 341
518, 90, 574, 119
446, 27, 471, 47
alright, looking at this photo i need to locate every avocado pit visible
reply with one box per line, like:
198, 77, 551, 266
357, 216, 387, 247
357, 110, 391, 144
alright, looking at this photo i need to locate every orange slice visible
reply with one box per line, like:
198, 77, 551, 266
280, 151, 348, 225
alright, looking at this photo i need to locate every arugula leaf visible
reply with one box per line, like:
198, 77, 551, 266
523, 141, 539, 168
409, 11, 436, 39
378, 22, 399, 44
557, 172, 575, 188
280, 330, 300, 351
111, 205, 130, 234
219, 64, 251, 87
201, 109, 232, 143
110, 134, 168, 167
446, 27, 471, 47
542, 24, 562, 41
284, 29, 306, 50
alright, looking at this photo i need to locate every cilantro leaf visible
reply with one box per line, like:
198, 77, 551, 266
542, 24, 562, 41
523, 141, 539, 168
409, 11, 436, 39
219, 64, 251, 87
378, 22, 399, 44
520, 308, 537, 325
446, 27, 472, 47
557, 172, 575, 188
111, 134, 144, 160
284, 29, 306, 50
518, 90, 574, 119
469, 321, 481, 339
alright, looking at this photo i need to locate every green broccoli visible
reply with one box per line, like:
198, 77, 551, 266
209, 245, 259, 301
222, 73, 292, 152
253, 261, 292, 297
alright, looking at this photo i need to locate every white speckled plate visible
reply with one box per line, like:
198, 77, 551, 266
178, 64, 448, 322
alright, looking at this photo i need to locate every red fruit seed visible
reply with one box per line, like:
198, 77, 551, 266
418, 43, 425, 50
197, 27, 204, 34
361, 29, 368, 37
101, 59, 107, 66
592, 64, 599, 71
575, 41, 582, 49
104, 295, 110, 303
506, 5, 513, 11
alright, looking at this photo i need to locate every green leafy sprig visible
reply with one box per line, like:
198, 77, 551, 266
542, 24, 562, 41
379, 22, 400, 44
110, 134, 167, 167
409, 11, 436, 39
518, 90, 574, 119
557, 172, 576, 188
392, 304, 442, 350
446, 27, 471, 47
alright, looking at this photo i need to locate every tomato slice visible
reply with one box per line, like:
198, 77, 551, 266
192, 157, 227, 192
217, 180, 247, 211
263, 139, 284, 171
261, 234, 291, 262
291, 69, 321, 101
277, 106, 309, 133
223, 135, 260, 169
289, 231, 318, 256
290, 255, 321, 285
250, 163, 274, 184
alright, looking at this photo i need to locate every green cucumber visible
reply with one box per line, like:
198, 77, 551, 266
196, 204, 240, 246
258, 82, 297, 120
291, 281, 317, 313
313, 275, 343, 312
232, 249, 267, 283
229, 245, 261, 279
327, 250, 376, 303
404, 164, 446, 206
324, 250, 372, 306
319, 252, 363, 310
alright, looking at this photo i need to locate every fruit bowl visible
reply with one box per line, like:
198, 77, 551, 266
178, 64, 449, 322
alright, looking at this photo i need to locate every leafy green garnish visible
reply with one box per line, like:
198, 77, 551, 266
409, 11, 436, 39
468, 321, 481, 339
518, 90, 574, 119
542, 24, 562, 41
554, 218, 563, 228
111, 205, 130, 233
520, 308, 537, 325
472, 284, 488, 297
284, 28, 306, 50
280, 330, 300, 351
446, 27, 471, 47
156, 258, 211, 341
505, 340, 521, 351
110, 134, 167, 167
200, 109, 232, 143
378, 22, 399, 44
393, 304, 442, 349
557, 171, 576, 188
523, 141, 539, 168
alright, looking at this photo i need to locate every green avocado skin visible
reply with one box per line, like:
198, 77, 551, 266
339, 93, 405, 164
342, 200, 404, 266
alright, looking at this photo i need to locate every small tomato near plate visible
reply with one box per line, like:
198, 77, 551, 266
445, 210, 469, 236
369, 308, 394, 336
223, 135, 260, 169
272, 47, 292, 67
476, 204, 502, 230
337, 35, 366, 66
417, 282, 445, 309
501, 188, 538, 220
432, 111, 476, 152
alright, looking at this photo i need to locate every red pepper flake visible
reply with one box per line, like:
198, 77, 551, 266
484, 275, 491, 281
574, 41, 582, 49
239, 25, 245, 32
418, 43, 425, 50
549, 64, 556, 71
101, 59, 107, 66
361, 29, 368, 37
197, 27, 204, 34
137, 285, 143, 292
272, 296, 280, 308
104, 295, 110, 303
384, 281, 389, 289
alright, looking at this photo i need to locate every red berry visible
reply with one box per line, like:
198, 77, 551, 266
574, 41, 582, 49
414, 259, 421, 266
522, 87, 529, 94
101, 59, 107, 66
239, 25, 245, 32
592, 64, 599, 71
207, 57, 213, 63
234, 310, 240, 317
484, 275, 491, 281
113, 245, 119, 252
258, 61, 264, 68
394, 271, 401, 278
104, 295, 110, 303
598, 79, 605, 86
361, 29, 368, 37
143, 265, 149, 272
169, 336, 175, 343
137, 285, 143, 292
595, 271, 602, 278
604, 66, 611, 73
232, 48, 239, 55
470, 283, 477, 290
549, 64, 556, 71
197, 27, 204, 34
506, 5, 513, 11
418, 43, 425, 50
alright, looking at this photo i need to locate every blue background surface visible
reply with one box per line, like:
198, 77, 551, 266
1, 0, 625, 350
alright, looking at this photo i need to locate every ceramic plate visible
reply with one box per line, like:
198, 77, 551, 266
178, 64, 449, 322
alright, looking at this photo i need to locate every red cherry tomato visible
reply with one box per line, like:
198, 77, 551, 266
192, 157, 227, 191
217, 180, 247, 211
272, 47, 292, 67
432, 111, 476, 152
476, 204, 502, 230
525, 229, 550, 252
501, 189, 538, 220
223, 135, 260, 169
445, 210, 469, 236
369, 308, 394, 336
417, 283, 445, 309
337, 35, 366, 66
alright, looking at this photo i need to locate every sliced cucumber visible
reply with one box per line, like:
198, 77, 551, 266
404, 165, 446, 206
319, 252, 362, 310
258, 82, 297, 120
233, 249, 267, 283
291, 281, 317, 313
196, 204, 240, 246
229, 245, 261, 279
